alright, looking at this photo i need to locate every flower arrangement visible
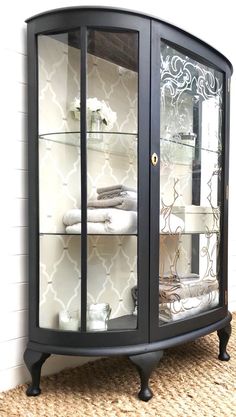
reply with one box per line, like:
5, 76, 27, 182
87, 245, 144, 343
70, 96, 117, 131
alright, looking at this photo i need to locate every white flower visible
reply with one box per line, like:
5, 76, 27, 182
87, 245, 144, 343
70, 97, 80, 111
99, 101, 117, 130
87, 97, 102, 112
70, 96, 117, 130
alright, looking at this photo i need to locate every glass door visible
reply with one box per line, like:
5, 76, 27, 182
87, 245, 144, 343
37, 15, 150, 345
158, 41, 223, 325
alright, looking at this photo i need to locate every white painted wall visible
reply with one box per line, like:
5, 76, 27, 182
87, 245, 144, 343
0, 0, 235, 392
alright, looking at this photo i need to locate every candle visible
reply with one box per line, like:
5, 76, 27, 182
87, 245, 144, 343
59, 310, 79, 331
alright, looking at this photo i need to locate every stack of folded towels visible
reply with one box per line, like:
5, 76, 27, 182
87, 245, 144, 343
131, 273, 219, 321
63, 184, 137, 234
88, 184, 137, 211
159, 273, 219, 322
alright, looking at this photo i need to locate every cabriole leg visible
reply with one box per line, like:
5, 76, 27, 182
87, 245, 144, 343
129, 350, 163, 401
217, 323, 232, 361
24, 348, 50, 396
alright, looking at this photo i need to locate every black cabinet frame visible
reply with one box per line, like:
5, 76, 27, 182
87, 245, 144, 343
25, 7, 233, 400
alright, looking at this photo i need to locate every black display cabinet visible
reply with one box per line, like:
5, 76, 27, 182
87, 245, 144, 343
24, 7, 233, 401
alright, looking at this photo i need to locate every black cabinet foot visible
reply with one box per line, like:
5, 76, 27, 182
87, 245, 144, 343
26, 386, 41, 396
217, 323, 231, 361
129, 350, 163, 401
24, 348, 50, 396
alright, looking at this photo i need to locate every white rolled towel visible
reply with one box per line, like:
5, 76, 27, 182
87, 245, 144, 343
63, 208, 107, 226
63, 208, 137, 234
63, 208, 184, 234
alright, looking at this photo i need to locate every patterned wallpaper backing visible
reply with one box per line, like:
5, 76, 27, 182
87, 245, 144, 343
38, 34, 138, 329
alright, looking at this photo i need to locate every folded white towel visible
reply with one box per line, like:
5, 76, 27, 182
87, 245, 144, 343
64, 208, 137, 234
63, 209, 183, 233
159, 290, 219, 322
159, 277, 219, 302
120, 191, 137, 198
63, 208, 107, 226
97, 184, 136, 194
98, 190, 137, 200
66, 223, 106, 234
88, 195, 137, 211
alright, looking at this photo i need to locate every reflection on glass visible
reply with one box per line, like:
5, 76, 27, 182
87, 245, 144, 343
159, 41, 223, 325
86, 30, 138, 331
38, 32, 81, 331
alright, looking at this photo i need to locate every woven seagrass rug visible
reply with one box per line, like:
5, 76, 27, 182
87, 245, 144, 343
0, 313, 235, 417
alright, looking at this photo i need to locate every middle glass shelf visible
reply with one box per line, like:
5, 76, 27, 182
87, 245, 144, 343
39, 131, 220, 154
39, 131, 138, 157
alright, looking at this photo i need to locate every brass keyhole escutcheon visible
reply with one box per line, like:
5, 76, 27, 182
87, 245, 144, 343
151, 152, 158, 166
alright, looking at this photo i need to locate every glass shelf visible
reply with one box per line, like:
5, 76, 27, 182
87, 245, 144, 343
161, 137, 220, 154
39, 131, 219, 155
39, 131, 137, 143
39, 131, 220, 153
160, 230, 219, 236
39, 131, 138, 157
39, 231, 219, 237
107, 314, 137, 331
53, 314, 137, 332
40, 232, 138, 236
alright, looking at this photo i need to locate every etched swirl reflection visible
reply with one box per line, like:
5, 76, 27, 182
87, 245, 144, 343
159, 42, 223, 324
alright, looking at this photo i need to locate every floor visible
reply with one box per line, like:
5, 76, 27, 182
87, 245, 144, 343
0, 313, 235, 417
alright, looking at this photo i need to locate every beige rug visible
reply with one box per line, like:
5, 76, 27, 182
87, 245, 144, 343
0, 314, 235, 417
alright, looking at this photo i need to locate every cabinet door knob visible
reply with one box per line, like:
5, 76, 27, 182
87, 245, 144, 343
151, 152, 158, 166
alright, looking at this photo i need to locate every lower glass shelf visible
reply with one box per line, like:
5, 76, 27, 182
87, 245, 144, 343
40, 233, 137, 236
41, 314, 137, 332
107, 314, 137, 331
160, 230, 219, 236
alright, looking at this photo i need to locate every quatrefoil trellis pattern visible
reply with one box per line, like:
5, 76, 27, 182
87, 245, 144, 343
40, 235, 137, 329
38, 34, 138, 329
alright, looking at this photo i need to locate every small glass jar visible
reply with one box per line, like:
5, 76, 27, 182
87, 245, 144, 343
58, 310, 80, 331
87, 303, 111, 331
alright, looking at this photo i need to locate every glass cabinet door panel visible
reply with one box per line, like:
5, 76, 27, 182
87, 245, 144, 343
86, 30, 138, 331
159, 41, 223, 325
38, 32, 82, 331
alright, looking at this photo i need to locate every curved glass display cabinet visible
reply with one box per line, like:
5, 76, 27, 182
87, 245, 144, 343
24, 7, 233, 401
